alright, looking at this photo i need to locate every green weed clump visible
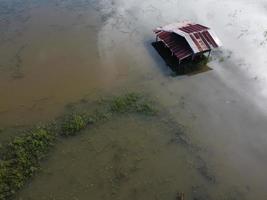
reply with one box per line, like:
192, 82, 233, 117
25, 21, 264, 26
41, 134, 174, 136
135, 102, 156, 115
0, 127, 55, 200
110, 93, 139, 113
197, 56, 210, 66
110, 93, 156, 115
61, 113, 88, 136
0, 92, 157, 199
90, 109, 111, 122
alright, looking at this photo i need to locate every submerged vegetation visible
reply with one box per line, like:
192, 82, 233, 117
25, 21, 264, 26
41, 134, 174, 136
181, 55, 210, 70
110, 92, 141, 112
0, 92, 156, 200
61, 113, 88, 136
110, 93, 156, 115
0, 127, 55, 200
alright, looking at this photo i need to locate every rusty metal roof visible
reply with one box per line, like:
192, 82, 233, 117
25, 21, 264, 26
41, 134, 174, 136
155, 21, 222, 54
155, 31, 193, 60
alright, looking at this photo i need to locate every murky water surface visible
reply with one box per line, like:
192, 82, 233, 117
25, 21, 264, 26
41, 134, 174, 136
0, 0, 116, 127
17, 115, 212, 200
1, 0, 267, 199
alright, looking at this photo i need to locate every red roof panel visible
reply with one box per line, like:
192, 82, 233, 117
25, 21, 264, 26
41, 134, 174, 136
157, 31, 193, 60
202, 31, 218, 48
179, 24, 208, 34
198, 32, 211, 49
189, 34, 203, 51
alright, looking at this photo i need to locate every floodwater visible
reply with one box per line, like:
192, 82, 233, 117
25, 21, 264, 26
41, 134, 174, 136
17, 115, 216, 200
0, 0, 115, 127
1, 0, 267, 199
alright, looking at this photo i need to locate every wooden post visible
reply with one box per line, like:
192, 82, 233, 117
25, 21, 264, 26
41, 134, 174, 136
192, 54, 196, 61
176, 192, 185, 200
208, 50, 211, 59
178, 59, 181, 73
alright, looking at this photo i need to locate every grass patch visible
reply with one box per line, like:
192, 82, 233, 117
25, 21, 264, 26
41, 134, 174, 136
0, 127, 55, 200
135, 102, 156, 115
110, 93, 139, 113
109, 93, 156, 115
197, 56, 210, 67
61, 113, 88, 136
0, 92, 156, 200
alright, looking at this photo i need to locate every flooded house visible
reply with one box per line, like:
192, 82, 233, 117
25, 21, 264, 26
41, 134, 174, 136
153, 21, 222, 67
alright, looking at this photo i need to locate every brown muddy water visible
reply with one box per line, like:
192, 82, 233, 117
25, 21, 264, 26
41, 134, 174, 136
1, 0, 267, 199
0, 0, 114, 127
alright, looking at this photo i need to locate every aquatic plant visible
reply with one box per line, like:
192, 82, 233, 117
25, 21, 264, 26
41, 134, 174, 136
135, 102, 156, 115
110, 93, 140, 113
61, 113, 88, 136
110, 93, 156, 115
90, 109, 112, 122
197, 56, 210, 67
59, 93, 156, 137
0, 92, 156, 199
0, 127, 55, 200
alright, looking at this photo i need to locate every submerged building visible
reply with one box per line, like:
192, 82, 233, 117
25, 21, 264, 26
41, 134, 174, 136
154, 21, 222, 64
